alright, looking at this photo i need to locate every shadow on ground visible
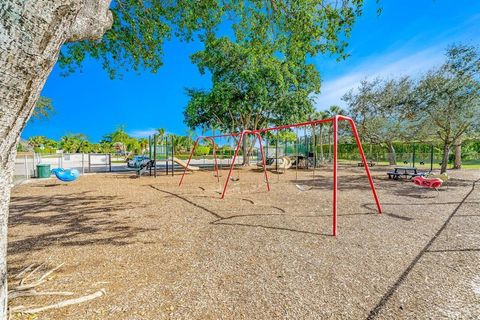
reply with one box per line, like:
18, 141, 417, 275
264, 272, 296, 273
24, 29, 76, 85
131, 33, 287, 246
8, 191, 155, 254
149, 185, 384, 237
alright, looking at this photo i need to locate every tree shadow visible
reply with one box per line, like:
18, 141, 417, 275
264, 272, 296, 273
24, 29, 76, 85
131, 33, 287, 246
8, 191, 156, 254
149, 185, 381, 237
289, 174, 386, 192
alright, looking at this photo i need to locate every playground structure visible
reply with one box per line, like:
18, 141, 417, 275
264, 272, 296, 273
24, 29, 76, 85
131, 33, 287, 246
179, 115, 382, 236
138, 134, 201, 177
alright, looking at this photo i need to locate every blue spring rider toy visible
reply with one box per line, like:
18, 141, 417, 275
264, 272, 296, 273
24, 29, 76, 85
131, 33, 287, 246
51, 168, 80, 182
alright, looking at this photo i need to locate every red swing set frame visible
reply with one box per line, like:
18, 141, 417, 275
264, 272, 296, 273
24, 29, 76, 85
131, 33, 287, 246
178, 115, 382, 236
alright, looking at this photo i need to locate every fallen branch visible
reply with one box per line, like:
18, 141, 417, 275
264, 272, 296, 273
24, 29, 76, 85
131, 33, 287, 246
20, 263, 44, 285
9, 290, 74, 299
12, 289, 106, 314
14, 264, 35, 279
13, 262, 65, 291
38, 263, 64, 282
12, 279, 46, 291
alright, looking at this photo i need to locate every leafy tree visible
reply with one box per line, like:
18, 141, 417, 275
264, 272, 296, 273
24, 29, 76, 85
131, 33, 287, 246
412, 44, 480, 173
309, 110, 330, 162
0, 0, 369, 315
343, 78, 413, 164
170, 134, 194, 154
184, 37, 321, 164
138, 138, 148, 153
156, 128, 166, 144
104, 125, 131, 154
322, 105, 347, 160
60, 134, 89, 153
31, 97, 54, 121
27, 136, 57, 148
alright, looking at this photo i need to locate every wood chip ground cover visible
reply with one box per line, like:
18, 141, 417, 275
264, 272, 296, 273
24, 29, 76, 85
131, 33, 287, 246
7, 166, 480, 319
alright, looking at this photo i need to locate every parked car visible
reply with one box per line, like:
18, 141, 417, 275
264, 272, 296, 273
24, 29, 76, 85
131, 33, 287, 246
127, 155, 150, 168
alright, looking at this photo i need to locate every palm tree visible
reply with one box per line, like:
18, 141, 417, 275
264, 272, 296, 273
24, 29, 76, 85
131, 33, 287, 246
325, 105, 346, 160
309, 110, 329, 163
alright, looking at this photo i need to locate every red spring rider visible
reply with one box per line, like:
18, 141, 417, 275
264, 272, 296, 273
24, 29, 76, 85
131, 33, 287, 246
412, 176, 443, 190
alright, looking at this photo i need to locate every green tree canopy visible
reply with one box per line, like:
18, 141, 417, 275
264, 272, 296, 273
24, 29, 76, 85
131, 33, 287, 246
31, 96, 54, 121
343, 77, 414, 164
58, 1, 368, 78
184, 37, 320, 134
412, 44, 480, 172
60, 134, 89, 153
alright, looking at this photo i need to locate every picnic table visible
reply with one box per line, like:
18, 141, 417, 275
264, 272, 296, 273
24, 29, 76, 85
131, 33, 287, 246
387, 166, 426, 180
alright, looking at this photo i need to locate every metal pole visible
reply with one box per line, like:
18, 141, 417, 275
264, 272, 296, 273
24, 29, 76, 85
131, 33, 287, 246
82, 153, 85, 174
88, 154, 91, 173
153, 135, 157, 178
255, 133, 270, 191
266, 137, 269, 162
333, 116, 338, 236
109, 154, 112, 172
430, 144, 434, 172
313, 125, 317, 168
24, 155, 28, 179
221, 132, 245, 199
275, 131, 279, 171
346, 117, 382, 215
208, 138, 220, 182
304, 127, 308, 170
412, 143, 416, 168
171, 135, 174, 177
149, 136, 152, 159
178, 138, 199, 186
164, 136, 168, 176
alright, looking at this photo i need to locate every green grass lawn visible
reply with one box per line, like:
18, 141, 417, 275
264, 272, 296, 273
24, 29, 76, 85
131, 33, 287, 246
340, 159, 480, 170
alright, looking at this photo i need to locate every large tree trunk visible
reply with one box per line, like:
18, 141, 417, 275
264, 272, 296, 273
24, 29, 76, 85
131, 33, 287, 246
241, 135, 252, 166
0, 1, 112, 317
386, 142, 397, 165
440, 142, 450, 174
453, 141, 462, 169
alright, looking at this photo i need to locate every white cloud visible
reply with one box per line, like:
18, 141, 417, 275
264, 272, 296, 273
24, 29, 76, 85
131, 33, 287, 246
314, 45, 446, 110
129, 128, 158, 138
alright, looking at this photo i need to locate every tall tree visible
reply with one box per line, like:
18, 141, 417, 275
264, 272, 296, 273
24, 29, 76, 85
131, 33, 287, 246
309, 110, 329, 162
104, 125, 130, 154
343, 78, 413, 165
412, 44, 480, 173
60, 133, 89, 153
184, 37, 321, 164
0, 1, 368, 315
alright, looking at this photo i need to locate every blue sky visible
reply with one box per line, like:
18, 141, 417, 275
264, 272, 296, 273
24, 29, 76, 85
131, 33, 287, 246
23, 0, 480, 142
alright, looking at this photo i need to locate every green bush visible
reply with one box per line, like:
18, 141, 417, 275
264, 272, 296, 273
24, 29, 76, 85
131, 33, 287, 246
194, 145, 210, 156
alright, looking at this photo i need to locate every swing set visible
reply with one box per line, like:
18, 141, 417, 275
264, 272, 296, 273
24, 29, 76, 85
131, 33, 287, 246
179, 115, 382, 236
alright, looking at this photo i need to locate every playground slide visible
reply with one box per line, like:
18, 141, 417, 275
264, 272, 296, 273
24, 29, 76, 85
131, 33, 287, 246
257, 156, 292, 170
173, 157, 200, 171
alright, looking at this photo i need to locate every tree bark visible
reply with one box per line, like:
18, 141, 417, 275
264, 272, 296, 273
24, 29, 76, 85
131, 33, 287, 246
0, 1, 112, 318
241, 135, 252, 166
386, 142, 397, 165
440, 142, 450, 174
453, 141, 462, 169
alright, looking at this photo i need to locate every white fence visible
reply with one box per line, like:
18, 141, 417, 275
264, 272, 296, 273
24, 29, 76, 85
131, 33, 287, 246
14, 153, 112, 182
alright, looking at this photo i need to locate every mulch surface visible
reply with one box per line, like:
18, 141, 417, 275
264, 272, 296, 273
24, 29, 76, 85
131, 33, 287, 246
7, 165, 480, 319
